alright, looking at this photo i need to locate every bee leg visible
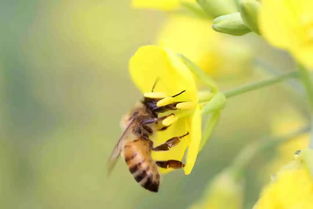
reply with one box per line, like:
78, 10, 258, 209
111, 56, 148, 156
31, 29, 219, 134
142, 113, 175, 125
152, 132, 189, 151
158, 125, 171, 131
156, 160, 184, 169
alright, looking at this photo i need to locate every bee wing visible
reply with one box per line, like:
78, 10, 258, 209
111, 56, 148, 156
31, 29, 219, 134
107, 119, 134, 175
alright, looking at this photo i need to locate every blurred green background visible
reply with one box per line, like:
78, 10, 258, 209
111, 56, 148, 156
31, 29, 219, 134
0, 0, 307, 209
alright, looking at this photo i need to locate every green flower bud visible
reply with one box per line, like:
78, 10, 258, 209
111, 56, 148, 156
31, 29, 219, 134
212, 12, 251, 36
239, 0, 261, 34
197, 0, 237, 18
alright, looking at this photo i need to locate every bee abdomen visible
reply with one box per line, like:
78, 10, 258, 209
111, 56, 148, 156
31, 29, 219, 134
140, 174, 159, 192
125, 152, 138, 163
123, 139, 160, 192
128, 160, 159, 192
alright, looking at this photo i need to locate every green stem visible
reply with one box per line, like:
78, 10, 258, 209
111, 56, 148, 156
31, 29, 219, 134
298, 65, 313, 149
224, 71, 298, 98
298, 65, 313, 109
230, 126, 310, 180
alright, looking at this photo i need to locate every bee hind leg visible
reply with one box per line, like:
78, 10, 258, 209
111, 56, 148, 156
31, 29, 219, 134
156, 160, 184, 169
152, 132, 189, 151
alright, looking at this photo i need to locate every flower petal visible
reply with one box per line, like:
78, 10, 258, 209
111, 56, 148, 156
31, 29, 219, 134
184, 105, 202, 175
253, 160, 313, 209
132, 0, 180, 10
157, 15, 220, 74
129, 45, 198, 102
151, 117, 191, 174
260, 0, 313, 69
132, 0, 196, 11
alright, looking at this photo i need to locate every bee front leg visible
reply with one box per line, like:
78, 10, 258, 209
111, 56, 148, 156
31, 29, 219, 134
142, 113, 175, 125
156, 160, 184, 169
152, 132, 189, 151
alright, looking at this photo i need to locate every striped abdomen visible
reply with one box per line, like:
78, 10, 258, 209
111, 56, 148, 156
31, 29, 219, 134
123, 139, 160, 192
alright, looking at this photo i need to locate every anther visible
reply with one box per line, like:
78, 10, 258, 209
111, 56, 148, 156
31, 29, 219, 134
176, 102, 194, 110
162, 114, 177, 126
156, 97, 175, 107
144, 92, 167, 99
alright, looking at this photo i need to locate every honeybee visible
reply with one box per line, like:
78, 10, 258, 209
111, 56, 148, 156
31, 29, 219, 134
108, 88, 188, 192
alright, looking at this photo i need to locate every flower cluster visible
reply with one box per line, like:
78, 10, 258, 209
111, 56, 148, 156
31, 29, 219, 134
260, 0, 313, 69
254, 150, 313, 209
124, 0, 313, 205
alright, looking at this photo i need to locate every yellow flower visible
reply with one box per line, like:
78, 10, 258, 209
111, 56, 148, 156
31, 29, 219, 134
266, 108, 309, 172
157, 15, 253, 78
157, 15, 220, 75
129, 45, 202, 174
260, 0, 313, 69
253, 151, 313, 209
189, 171, 243, 209
132, 0, 195, 11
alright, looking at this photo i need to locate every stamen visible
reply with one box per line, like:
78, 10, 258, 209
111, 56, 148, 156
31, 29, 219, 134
156, 97, 175, 107
144, 92, 167, 99
162, 115, 177, 126
176, 102, 194, 110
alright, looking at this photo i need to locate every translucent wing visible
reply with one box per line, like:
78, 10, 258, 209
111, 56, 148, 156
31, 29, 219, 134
107, 119, 135, 175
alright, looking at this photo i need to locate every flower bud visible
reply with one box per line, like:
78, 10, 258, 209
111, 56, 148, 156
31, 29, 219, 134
239, 0, 261, 34
197, 0, 237, 18
212, 12, 251, 36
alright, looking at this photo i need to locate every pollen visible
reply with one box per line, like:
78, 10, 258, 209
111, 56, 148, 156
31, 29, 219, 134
144, 92, 167, 99
176, 102, 194, 110
162, 114, 177, 126
157, 97, 175, 107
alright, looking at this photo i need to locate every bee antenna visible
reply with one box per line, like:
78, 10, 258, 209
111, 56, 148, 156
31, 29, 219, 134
151, 77, 160, 92
172, 90, 186, 98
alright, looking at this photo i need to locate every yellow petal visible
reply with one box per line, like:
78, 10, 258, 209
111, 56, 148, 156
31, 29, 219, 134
152, 117, 191, 174
253, 159, 313, 209
129, 45, 198, 102
184, 105, 202, 174
157, 15, 220, 75
144, 92, 167, 99
260, 0, 313, 69
293, 45, 313, 69
132, 0, 180, 10
260, 0, 299, 49
132, 0, 195, 11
